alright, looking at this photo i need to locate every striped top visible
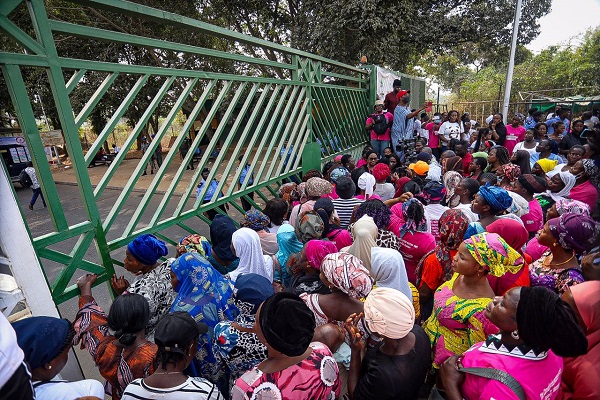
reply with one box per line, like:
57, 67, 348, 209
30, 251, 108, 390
332, 197, 364, 228
121, 377, 223, 400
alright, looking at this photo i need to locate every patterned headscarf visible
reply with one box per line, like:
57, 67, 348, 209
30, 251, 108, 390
176, 234, 211, 257
305, 177, 333, 197
399, 198, 427, 237
464, 232, 524, 277
478, 184, 512, 213
554, 198, 590, 217
329, 167, 349, 184
295, 210, 324, 243
240, 209, 271, 232
518, 174, 547, 194
498, 163, 521, 182
548, 213, 599, 254
436, 210, 470, 282
443, 171, 463, 208
535, 158, 559, 173
422, 181, 445, 203
278, 182, 299, 203
297, 182, 308, 203
506, 191, 530, 217
305, 240, 337, 270
582, 159, 600, 186
321, 252, 373, 299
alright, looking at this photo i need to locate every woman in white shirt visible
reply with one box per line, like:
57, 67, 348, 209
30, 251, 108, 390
437, 110, 463, 148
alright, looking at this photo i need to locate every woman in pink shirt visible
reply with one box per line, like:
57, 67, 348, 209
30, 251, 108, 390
569, 159, 599, 212
440, 286, 588, 400
504, 114, 526, 154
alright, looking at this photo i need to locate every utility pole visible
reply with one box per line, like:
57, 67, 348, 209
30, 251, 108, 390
502, 0, 523, 124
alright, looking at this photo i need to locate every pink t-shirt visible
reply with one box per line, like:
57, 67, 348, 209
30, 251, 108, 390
570, 180, 598, 213
355, 193, 382, 201
366, 112, 393, 141
461, 339, 563, 400
397, 231, 436, 284
521, 199, 543, 233
504, 125, 526, 154
425, 122, 439, 149
525, 236, 548, 261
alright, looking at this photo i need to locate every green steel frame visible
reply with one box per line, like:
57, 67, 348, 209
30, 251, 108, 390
0, 0, 370, 304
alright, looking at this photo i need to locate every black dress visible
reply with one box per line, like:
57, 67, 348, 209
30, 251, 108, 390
353, 326, 432, 400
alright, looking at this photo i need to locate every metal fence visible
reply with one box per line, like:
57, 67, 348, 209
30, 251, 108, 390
0, 0, 370, 304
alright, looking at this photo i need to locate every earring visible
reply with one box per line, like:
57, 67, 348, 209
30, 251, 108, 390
553, 242, 558, 247
46, 365, 52, 370
511, 330, 519, 340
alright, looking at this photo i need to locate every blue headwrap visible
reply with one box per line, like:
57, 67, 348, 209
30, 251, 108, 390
127, 234, 168, 266
210, 214, 238, 261
12, 316, 71, 370
478, 183, 512, 213
233, 273, 275, 328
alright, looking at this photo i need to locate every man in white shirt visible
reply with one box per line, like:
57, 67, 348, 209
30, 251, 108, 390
24, 162, 46, 210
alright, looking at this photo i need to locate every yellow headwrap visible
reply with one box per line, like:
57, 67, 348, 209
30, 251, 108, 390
464, 232, 524, 277
535, 158, 559, 173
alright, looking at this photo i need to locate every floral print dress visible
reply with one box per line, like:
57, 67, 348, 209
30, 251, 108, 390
528, 250, 584, 295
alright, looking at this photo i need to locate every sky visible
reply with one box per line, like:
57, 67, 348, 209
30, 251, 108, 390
526, 0, 600, 52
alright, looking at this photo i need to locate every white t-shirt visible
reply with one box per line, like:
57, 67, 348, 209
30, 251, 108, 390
33, 379, 104, 400
0, 313, 23, 388
122, 377, 223, 400
454, 203, 479, 222
438, 121, 462, 142
425, 204, 450, 240
512, 142, 537, 156
24, 166, 40, 190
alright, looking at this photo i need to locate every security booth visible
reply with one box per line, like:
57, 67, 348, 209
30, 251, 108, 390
0, 135, 31, 184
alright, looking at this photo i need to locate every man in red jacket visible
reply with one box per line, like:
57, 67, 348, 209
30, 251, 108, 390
384, 79, 402, 115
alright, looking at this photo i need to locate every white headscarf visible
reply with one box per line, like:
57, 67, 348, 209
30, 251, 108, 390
230, 228, 273, 283
370, 247, 412, 301
548, 171, 576, 202
506, 191, 530, 217
358, 172, 376, 199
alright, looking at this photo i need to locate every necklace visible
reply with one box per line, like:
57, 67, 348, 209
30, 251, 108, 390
543, 253, 576, 267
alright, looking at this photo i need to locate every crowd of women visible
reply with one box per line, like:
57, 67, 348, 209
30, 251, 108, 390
2, 109, 600, 400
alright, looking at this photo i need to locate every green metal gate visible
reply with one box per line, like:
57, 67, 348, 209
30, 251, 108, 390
0, 0, 369, 304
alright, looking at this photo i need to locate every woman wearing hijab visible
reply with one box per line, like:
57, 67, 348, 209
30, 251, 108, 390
289, 177, 333, 227
342, 215, 378, 271
440, 287, 588, 400
535, 171, 577, 219
370, 247, 412, 304
314, 197, 352, 250
230, 228, 274, 283
560, 281, 600, 399
213, 274, 274, 388
274, 224, 303, 286
396, 198, 436, 284
426, 233, 523, 380
443, 171, 463, 208
287, 240, 336, 296
485, 219, 531, 296
300, 252, 373, 340
529, 213, 598, 295
111, 234, 174, 340
570, 159, 599, 212
206, 215, 240, 275
75, 274, 156, 399
416, 209, 470, 321
527, 198, 592, 261
464, 184, 512, 239
170, 253, 239, 384
232, 293, 340, 399
12, 317, 105, 400
356, 172, 380, 200
345, 288, 431, 400
240, 209, 278, 255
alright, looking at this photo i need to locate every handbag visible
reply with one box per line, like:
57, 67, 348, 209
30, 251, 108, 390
428, 367, 526, 400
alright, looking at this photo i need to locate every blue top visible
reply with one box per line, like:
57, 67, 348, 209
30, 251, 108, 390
197, 179, 222, 201
239, 164, 254, 185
